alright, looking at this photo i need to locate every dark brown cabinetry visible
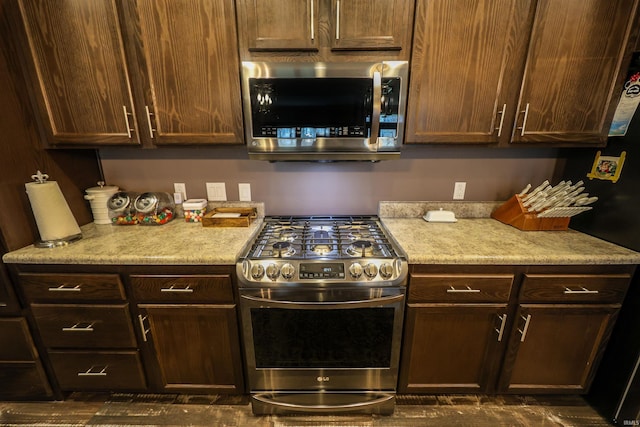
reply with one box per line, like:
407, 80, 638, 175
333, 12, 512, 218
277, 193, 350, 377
236, 0, 414, 60
406, 0, 638, 146
400, 266, 634, 394
399, 273, 514, 393
16, 0, 243, 147
19, 272, 146, 392
131, 274, 245, 394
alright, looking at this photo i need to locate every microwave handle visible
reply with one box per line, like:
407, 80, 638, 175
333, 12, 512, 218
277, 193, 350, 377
370, 71, 381, 146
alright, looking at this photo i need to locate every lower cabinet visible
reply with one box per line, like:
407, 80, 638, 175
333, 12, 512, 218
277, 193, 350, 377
399, 265, 634, 394
131, 274, 245, 394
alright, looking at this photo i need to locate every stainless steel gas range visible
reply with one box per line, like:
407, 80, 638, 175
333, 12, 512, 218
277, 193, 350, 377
236, 216, 408, 415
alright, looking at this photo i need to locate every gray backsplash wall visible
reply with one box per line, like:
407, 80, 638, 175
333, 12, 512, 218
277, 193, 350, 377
99, 145, 561, 215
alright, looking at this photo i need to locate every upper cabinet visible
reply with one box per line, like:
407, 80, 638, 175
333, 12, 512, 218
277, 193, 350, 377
16, 0, 243, 147
236, 0, 415, 61
406, 0, 639, 146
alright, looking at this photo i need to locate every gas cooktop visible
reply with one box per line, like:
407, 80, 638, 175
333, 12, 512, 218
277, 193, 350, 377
237, 216, 407, 286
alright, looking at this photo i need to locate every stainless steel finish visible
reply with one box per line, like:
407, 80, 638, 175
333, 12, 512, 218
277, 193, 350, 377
335, 0, 341, 40
78, 366, 108, 377
137, 314, 149, 342
519, 314, 532, 342
34, 233, 83, 249
251, 392, 395, 415
310, 0, 314, 40
122, 105, 133, 138
518, 103, 530, 136
495, 314, 507, 342
370, 71, 381, 148
563, 287, 599, 294
240, 61, 409, 161
160, 285, 193, 293
496, 104, 506, 137
240, 292, 404, 309
49, 285, 82, 292
144, 105, 155, 138
446, 285, 481, 293
62, 322, 94, 332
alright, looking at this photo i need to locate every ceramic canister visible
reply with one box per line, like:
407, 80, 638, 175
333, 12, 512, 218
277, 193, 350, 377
84, 182, 119, 224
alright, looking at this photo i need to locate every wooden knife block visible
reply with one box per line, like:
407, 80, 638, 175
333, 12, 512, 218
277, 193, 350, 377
491, 195, 570, 231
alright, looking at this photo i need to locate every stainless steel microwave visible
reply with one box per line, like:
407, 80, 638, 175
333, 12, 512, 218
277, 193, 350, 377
240, 61, 409, 161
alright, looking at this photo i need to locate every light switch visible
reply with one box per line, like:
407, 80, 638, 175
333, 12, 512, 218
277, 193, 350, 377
238, 183, 251, 201
206, 182, 227, 201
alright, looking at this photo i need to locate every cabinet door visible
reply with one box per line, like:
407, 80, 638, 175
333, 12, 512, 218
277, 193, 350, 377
133, 0, 243, 145
330, 0, 413, 51
511, 0, 638, 144
139, 304, 244, 393
405, 0, 532, 144
399, 304, 508, 393
236, 0, 319, 51
17, 0, 139, 146
499, 304, 619, 393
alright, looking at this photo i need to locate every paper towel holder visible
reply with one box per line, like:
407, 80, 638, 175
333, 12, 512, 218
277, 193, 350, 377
29, 171, 82, 248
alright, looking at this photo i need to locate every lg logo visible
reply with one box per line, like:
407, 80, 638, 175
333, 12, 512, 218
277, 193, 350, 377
316, 376, 330, 382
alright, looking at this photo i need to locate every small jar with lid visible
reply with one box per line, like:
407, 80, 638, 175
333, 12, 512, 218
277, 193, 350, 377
107, 191, 139, 225
134, 192, 175, 225
182, 199, 208, 223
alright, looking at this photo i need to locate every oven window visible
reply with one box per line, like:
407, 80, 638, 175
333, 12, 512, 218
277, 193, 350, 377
249, 78, 372, 130
251, 307, 394, 368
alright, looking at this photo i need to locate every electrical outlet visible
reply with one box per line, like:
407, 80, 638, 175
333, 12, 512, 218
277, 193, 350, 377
206, 182, 227, 201
238, 183, 251, 201
173, 183, 187, 200
453, 182, 466, 200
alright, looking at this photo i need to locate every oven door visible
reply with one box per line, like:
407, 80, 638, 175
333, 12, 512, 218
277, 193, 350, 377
239, 286, 405, 393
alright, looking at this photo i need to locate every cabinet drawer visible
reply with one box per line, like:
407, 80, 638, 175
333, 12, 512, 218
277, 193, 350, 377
520, 274, 632, 304
0, 362, 52, 398
32, 304, 137, 348
408, 274, 514, 303
48, 351, 146, 391
19, 273, 125, 302
0, 317, 38, 361
130, 275, 234, 303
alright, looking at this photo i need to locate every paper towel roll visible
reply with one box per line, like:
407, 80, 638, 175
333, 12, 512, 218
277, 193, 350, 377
26, 181, 82, 242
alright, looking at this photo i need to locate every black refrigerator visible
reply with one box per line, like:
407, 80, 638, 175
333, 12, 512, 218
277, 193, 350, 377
561, 54, 640, 426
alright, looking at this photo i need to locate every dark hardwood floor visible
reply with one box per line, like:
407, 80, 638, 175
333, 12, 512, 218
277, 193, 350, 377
0, 393, 613, 426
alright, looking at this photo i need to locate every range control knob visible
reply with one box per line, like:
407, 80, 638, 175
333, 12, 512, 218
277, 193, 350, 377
363, 263, 378, 279
379, 263, 394, 279
265, 263, 280, 281
281, 263, 295, 280
349, 263, 363, 279
250, 263, 265, 280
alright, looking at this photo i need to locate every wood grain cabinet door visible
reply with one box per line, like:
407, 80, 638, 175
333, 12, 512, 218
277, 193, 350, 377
17, 0, 139, 146
132, 0, 244, 145
399, 304, 508, 393
498, 304, 619, 394
405, 0, 533, 144
138, 304, 244, 394
510, 0, 638, 145
236, 0, 319, 51
329, 0, 414, 51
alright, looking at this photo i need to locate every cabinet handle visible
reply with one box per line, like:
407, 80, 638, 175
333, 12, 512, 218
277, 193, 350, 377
122, 105, 135, 138
77, 365, 108, 377
310, 0, 315, 40
446, 285, 481, 293
495, 314, 507, 342
48, 284, 82, 292
518, 314, 532, 342
516, 103, 530, 136
563, 287, 599, 295
160, 285, 194, 293
138, 314, 150, 342
495, 104, 506, 137
335, 0, 341, 40
62, 322, 94, 332
370, 71, 381, 145
0, 302, 8, 307
144, 106, 156, 139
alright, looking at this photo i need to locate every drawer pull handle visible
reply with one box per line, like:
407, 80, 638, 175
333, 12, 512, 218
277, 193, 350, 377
446, 286, 481, 293
518, 314, 532, 342
62, 322, 94, 332
49, 284, 82, 292
495, 314, 507, 342
78, 365, 108, 377
563, 287, 599, 295
138, 314, 150, 342
160, 285, 194, 293
0, 302, 7, 307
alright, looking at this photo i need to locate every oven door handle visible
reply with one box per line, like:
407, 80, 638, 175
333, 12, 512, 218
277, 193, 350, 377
252, 392, 395, 413
240, 293, 404, 309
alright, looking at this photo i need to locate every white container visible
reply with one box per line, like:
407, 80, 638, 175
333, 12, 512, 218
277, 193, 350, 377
182, 199, 208, 223
84, 182, 119, 224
